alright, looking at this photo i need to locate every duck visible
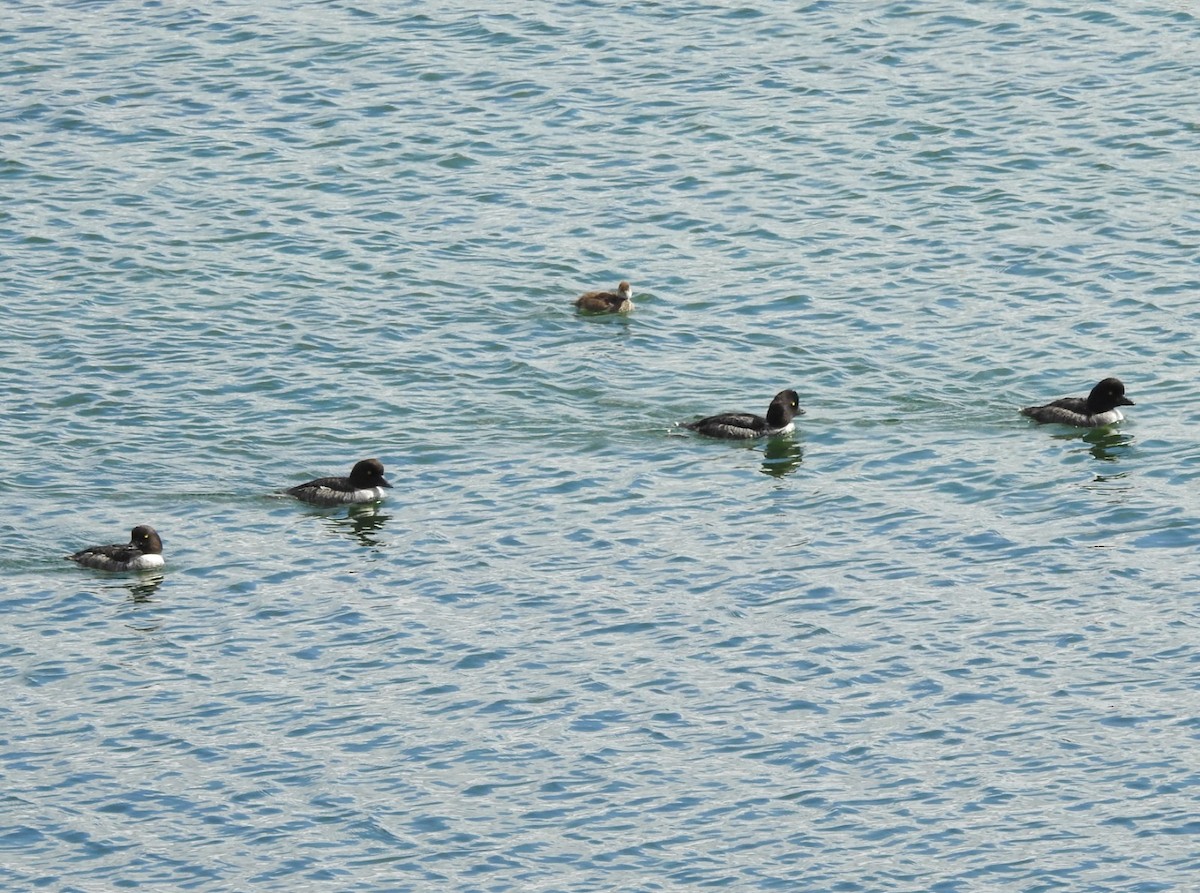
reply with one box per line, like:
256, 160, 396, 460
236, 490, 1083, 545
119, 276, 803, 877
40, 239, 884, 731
286, 458, 393, 506
575, 281, 634, 314
1020, 377, 1134, 427
67, 525, 165, 572
684, 389, 804, 439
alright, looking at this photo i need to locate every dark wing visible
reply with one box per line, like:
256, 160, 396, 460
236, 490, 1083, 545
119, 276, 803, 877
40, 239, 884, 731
287, 475, 354, 495
70, 542, 140, 564
684, 412, 766, 435
719, 412, 767, 431
1020, 396, 1086, 419
1042, 396, 1087, 412
575, 291, 620, 310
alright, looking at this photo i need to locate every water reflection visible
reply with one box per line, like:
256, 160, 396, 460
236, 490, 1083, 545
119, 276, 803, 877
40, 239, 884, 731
1085, 428, 1134, 462
125, 572, 165, 603
325, 504, 391, 548
760, 436, 804, 478
1052, 427, 1135, 462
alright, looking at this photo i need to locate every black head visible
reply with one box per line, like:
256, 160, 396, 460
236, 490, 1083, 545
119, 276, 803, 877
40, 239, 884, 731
766, 389, 804, 426
130, 525, 163, 555
1088, 378, 1134, 411
349, 458, 393, 488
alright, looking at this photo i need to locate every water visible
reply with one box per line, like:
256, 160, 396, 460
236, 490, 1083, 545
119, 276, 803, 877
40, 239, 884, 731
3, 1, 1199, 890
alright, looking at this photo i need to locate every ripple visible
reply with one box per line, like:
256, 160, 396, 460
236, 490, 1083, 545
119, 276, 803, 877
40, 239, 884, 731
2, 0, 1199, 890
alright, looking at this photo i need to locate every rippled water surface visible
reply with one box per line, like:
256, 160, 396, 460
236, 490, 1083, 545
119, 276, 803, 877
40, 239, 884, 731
4, 1, 1200, 890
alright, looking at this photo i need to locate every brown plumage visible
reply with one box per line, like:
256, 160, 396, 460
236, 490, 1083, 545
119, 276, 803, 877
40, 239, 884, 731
574, 281, 634, 314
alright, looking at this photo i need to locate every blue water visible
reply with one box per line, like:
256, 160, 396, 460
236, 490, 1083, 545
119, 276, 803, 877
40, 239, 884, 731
3, 1, 1199, 890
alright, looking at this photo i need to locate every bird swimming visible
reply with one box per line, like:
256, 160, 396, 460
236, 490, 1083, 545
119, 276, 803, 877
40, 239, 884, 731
574, 281, 634, 314
1020, 378, 1134, 427
67, 525, 165, 572
683, 389, 804, 439
286, 458, 393, 506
